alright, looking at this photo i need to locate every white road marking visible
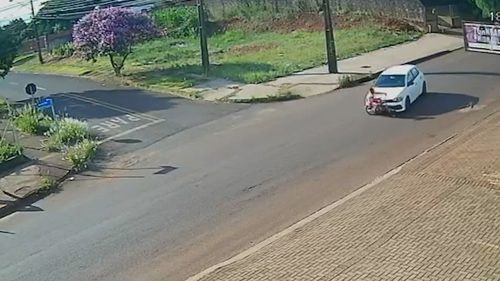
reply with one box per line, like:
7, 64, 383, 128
63, 93, 160, 122
38, 87, 47, 91
38, 118, 165, 162
185, 134, 461, 281
35, 96, 166, 161
185, 166, 403, 281
91, 115, 144, 133
98, 119, 165, 144
8, 82, 19, 86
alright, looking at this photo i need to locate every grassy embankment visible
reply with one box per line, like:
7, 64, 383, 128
15, 9, 421, 97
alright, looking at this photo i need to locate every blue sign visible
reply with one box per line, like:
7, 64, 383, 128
37, 97, 53, 109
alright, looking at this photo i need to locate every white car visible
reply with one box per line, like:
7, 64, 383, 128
367, 64, 427, 113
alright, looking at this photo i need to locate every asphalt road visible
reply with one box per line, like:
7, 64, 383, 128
1, 50, 500, 281
0, 72, 247, 155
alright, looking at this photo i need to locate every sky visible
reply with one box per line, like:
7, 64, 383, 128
0, 0, 44, 25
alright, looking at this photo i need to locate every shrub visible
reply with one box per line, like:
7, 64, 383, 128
46, 117, 91, 151
338, 75, 356, 88
40, 176, 58, 193
0, 26, 18, 78
50, 42, 75, 58
65, 139, 98, 171
13, 105, 54, 135
0, 98, 9, 118
0, 141, 21, 162
153, 6, 198, 38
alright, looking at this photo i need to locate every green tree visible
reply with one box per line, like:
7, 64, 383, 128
3, 18, 29, 44
471, 0, 500, 16
0, 27, 18, 78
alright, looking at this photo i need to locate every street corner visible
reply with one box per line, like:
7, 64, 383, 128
51, 94, 165, 143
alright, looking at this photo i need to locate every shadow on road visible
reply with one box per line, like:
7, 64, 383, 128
0, 195, 47, 219
396, 92, 479, 121
425, 71, 500, 77
51, 88, 179, 120
112, 138, 143, 144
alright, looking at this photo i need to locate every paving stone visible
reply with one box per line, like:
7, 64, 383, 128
195, 111, 500, 281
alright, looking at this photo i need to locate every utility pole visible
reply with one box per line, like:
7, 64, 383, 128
29, 0, 44, 64
322, 0, 337, 73
197, 0, 209, 76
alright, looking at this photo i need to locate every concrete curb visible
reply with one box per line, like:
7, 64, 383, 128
231, 46, 464, 103
0, 168, 73, 219
184, 89, 500, 281
330, 46, 464, 91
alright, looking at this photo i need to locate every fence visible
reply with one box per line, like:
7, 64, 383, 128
20, 30, 73, 54
205, 0, 426, 25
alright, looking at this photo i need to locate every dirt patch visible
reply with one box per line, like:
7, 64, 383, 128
229, 42, 280, 55
214, 13, 419, 33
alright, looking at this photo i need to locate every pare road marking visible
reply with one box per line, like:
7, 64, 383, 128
91, 115, 144, 134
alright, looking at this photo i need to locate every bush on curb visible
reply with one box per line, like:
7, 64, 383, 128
13, 105, 54, 135
338, 75, 356, 88
40, 176, 58, 193
65, 139, 98, 171
46, 118, 91, 151
153, 6, 198, 38
50, 42, 75, 58
0, 98, 9, 118
0, 141, 22, 162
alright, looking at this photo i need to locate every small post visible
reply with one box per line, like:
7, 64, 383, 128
198, 0, 210, 76
50, 104, 56, 120
323, 0, 338, 73
30, 0, 44, 64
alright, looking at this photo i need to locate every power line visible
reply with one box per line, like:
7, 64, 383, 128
36, 0, 193, 20
0, 0, 32, 15
39, 0, 190, 14
39, 0, 158, 15
37, 1, 160, 19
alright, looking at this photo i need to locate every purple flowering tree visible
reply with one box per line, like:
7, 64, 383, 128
73, 7, 158, 76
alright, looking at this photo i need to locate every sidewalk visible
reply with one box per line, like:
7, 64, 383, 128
188, 111, 500, 280
0, 117, 73, 217
199, 33, 464, 102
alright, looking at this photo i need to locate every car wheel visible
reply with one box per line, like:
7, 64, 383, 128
405, 96, 411, 112
422, 82, 427, 95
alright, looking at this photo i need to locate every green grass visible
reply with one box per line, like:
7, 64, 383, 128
0, 141, 22, 162
39, 176, 58, 193
0, 98, 10, 118
45, 117, 92, 152
65, 139, 98, 171
15, 24, 420, 95
13, 105, 55, 135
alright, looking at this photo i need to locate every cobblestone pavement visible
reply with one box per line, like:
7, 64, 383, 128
192, 113, 500, 281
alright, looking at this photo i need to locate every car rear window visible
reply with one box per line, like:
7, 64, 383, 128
375, 74, 406, 88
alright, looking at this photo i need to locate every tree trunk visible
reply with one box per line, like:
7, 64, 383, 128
109, 53, 129, 77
